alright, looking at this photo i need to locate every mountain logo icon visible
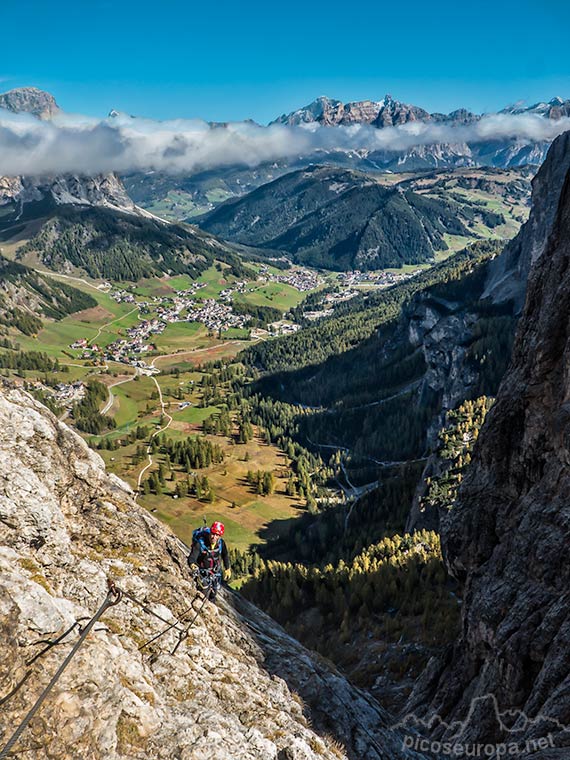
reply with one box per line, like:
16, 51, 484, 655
393, 693, 570, 741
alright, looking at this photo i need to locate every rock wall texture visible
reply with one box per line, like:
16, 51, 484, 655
407, 131, 570, 535
405, 146, 570, 757
483, 129, 570, 311
0, 387, 422, 759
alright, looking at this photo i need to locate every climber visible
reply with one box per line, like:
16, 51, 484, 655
187, 521, 231, 599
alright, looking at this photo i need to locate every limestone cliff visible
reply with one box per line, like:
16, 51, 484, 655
0, 387, 422, 759
0, 87, 60, 120
405, 142, 570, 756
407, 131, 570, 533
0, 172, 138, 217
484, 129, 570, 311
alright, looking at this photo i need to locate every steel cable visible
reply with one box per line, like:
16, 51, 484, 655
0, 582, 122, 760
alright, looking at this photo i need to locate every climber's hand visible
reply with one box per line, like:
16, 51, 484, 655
223, 568, 232, 582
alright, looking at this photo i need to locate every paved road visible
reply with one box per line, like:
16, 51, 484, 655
101, 370, 139, 415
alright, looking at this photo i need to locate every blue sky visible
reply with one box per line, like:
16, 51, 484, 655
2, 0, 569, 123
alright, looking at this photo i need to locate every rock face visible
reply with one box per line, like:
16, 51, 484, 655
371, 95, 432, 128
0, 87, 139, 218
273, 94, 570, 171
405, 140, 570, 755
0, 172, 138, 216
274, 94, 447, 128
0, 386, 423, 759
402, 291, 494, 534
273, 96, 384, 126
502, 96, 570, 120
484, 130, 570, 311
276, 94, 570, 131
0, 87, 60, 120
407, 132, 570, 533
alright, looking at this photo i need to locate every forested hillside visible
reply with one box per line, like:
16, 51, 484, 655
241, 530, 459, 712
238, 241, 515, 488
0, 254, 96, 334
14, 206, 253, 281
197, 165, 521, 270
242, 241, 499, 372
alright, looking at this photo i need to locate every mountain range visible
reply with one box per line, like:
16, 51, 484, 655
0, 86, 560, 222
3, 82, 570, 757
0, 89, 258, 283
0, 86, 538, 277
273, 93, 570, 127
196, 164, 528, 270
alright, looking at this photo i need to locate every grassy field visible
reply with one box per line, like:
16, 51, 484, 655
14, 279, 142, 359
144, 190, 210, 221
87, 352, 305, 554
133, 431, 304, 552
153, 321, 209, 352
235, 281, 304, 311
0, 259, 392, 559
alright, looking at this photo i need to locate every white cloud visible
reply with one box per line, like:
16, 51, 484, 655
0, 108, 569, 177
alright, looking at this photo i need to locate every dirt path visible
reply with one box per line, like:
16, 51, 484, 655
135, 376, 173, 497
41, 271, 107, 292
149, 341, 245, 367
89, 306, 139, 346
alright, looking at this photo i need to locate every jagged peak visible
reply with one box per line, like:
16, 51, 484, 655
0, 86, 60, 120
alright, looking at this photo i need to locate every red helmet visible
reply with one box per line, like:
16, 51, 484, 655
211, 521, 225, 536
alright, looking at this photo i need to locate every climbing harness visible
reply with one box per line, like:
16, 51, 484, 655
194, 566, 222, 597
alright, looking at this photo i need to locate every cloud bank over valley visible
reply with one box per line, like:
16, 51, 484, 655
1, 108, 569, 177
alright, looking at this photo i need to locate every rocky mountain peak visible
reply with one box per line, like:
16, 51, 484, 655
0, 385, 422, 759
501, 96, 570, 119
0, 88, 141, 218
0, 172, 140, 223
483, 129, 570, 310
372, 95, 431, 128
0, 86, 60, 120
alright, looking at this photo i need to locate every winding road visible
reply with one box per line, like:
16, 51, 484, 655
101, 369, 139, 415
89, 306, 139, 346
135, 376, 174, 498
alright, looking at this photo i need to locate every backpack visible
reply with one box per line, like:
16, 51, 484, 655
192, 528, 223, 571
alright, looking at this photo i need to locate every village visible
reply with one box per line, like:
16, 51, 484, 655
67, 264, 415, 366
338, 268, 423, 288
67, 265, 323, 369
